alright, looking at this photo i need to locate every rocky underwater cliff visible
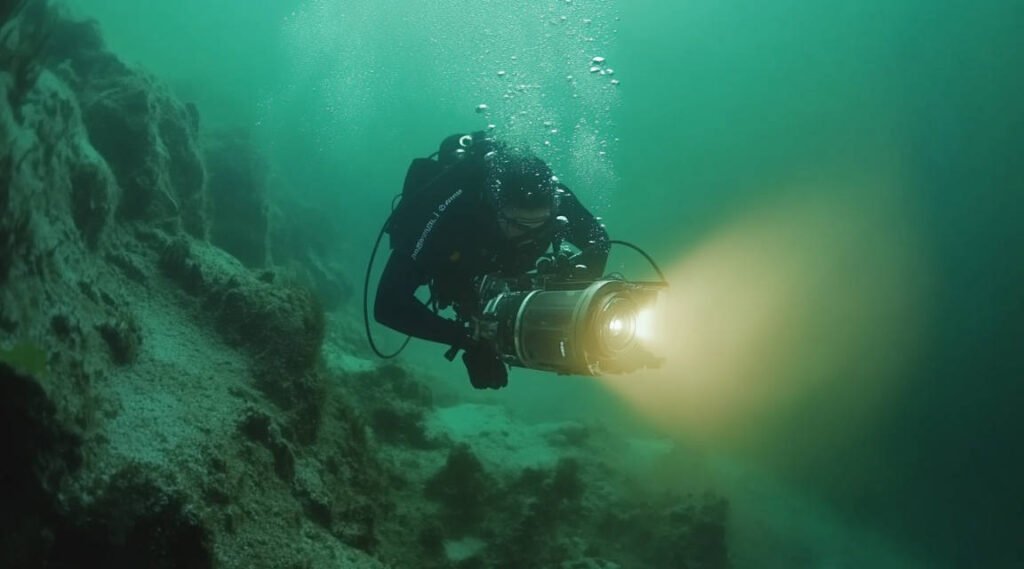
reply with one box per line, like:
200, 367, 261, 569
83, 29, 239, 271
0, 2, 728, 567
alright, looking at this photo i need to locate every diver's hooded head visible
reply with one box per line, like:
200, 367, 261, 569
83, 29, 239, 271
482, 143, 559, 244
483, 144, 558, 212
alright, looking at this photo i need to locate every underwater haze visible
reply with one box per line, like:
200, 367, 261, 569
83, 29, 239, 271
60, 0, 1024, 567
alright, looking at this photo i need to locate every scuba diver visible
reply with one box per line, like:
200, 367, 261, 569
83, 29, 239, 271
373, 131, 611, 390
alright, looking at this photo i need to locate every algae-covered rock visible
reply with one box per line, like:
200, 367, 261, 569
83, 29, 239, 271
82, 75, 206, 237
0, 0, 53, 110
344, 363, 443, 450
425, 444, 496, 538
160, 236, 328, 442
96, 309, 142, 365
238, 406, 296, 482
0, 6, 393, 569
0, 364, 82, 565
46, 12, 208, 238
56, 465, 214, 569
1, 367, 215, 569
69, 148, 114, 247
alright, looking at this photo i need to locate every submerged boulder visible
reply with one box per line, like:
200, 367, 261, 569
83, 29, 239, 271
159, 235, 327, 443
0, 364, 82, 565
1, 365, 213, 568
48, 14, 208, 238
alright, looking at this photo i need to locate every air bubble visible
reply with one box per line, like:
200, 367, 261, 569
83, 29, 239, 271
476, 103, 490, 113
592, 56, 606, 65
497, 70, 507, 77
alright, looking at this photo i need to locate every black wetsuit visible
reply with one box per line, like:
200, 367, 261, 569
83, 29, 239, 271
374, 178, 610, 352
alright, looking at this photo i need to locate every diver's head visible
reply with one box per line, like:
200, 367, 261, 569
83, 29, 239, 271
484, 145, 558, 242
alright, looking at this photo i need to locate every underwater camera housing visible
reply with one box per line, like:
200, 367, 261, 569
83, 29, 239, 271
471, 253, 666, 376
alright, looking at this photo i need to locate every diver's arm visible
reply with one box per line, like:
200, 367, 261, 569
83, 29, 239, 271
558, 186, 611, 277
374, 253, 469, 347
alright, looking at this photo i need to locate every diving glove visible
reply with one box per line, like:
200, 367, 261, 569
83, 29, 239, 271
462, 341, 508, 390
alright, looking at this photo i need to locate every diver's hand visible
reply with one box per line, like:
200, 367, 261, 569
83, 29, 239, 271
462, 341, 508, 390
467, 314, 497, 344
567, 254, 601, 281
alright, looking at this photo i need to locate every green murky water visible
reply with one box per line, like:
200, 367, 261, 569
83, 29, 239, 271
62, 1, 1024, 567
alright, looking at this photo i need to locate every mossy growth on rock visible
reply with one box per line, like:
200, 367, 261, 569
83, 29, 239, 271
424, 444, 496, 538
69, 154, 113, 248
0, 363, 82, 565
160, 238, 328, 380
237, 406, 296, 483
369, 406, 439, 449
594, 491, 731, 569
1, 368, 212, 568
53, 465, 214, 569
314, 396, 389, 554
215, 280, 326, 378
492, 458, 588, 568
159, 236, 205, 294
1, 0, 55, 109
159, 236, 329, 443
343, 363, 442, 450
43, 11, 208, 239
96, 309, 142, 365
215, 280, 327, 443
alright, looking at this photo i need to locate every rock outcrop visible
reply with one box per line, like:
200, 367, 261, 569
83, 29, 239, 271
0, 4, 383, 567
48, 15, 208, 238
158, 234, 328, 443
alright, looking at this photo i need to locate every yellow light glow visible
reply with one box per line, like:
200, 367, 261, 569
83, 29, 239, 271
636, 307, 656, 341
609, 318, 624, 333
598, 186, 930, 454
